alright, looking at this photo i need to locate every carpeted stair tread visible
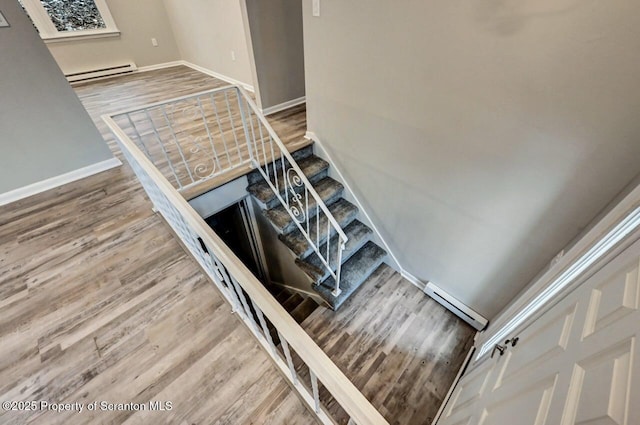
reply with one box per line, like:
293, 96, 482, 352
296, 220, 373, 283
290, 297, 319, 324
264, 177, 344, 233
313, 241, 387, 310
279, 198, 359, 258
246, 145, 314, 185
247, 155, 329, 206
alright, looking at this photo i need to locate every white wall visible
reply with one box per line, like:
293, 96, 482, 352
163, 0, 253, 87
302, 0, 640, 318
243, 0, 305, 109
0, 0, 114, 194
46, 0, 180, 74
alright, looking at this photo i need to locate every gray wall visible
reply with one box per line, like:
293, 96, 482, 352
244, 0, 305, 109
48, 0, 180, 74
302, 0, 640, 318
0, 0, 114, 194
163, 0, 253, 87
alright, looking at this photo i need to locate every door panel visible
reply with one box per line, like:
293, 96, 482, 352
479, 375, 557, 425
438, 237, 640, 425
582, 258, 640, 339
445, 360, 496, 420
493, 303, 577, 390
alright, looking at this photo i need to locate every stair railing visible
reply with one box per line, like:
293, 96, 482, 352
237, 88, 347, 296
107, 85, 347, 296
103, 112, 389, 425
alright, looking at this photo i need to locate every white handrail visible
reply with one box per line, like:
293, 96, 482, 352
110, 86, 349, 295
103, 113, 389, 425
237, 87, 348, 243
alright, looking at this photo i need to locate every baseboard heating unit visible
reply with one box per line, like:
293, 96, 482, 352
424, 282, 488, 331
66, 63, 137, 83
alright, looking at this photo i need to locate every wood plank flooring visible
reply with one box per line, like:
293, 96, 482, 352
0, 68, 316, 424
300, 265, 475, 425
74, 66, 310, 198
76, 67, 477, 425
1, 66, 476, 425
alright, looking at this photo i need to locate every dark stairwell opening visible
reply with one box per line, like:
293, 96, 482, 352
205, 201, 264, 281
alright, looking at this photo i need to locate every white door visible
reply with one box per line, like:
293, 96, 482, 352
439, 236, 640, 425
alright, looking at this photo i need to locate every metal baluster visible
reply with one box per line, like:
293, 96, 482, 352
310, 370, 320, 413
245, 99, 259, 168
209, 93, 233, 167
143, 109, 182, 188
250, 299, 278, 356
305, 189, 310, 235
211, 256, 242, 313
334, 242, 344, 297
228, 275, 261, 334
195, 97, 222, 172
223, 90, 243, 162
257, 120, 270, 181
160, 105, 195, 183
277, 331, 298, 385
125, 114, 151, 158
269, 136, 278, 192
316, 206, 320, 251
326, 220, 331, 261
282, 152, 289, 207
236, 90, 255, 164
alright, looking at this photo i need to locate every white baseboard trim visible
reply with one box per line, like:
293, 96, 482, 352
262, 96, 306, 116
136, 61, 184, 73
0, 157, 122, 207
401, 269, 427, 291
305, 131, 403, 273
181, 61, 254, 92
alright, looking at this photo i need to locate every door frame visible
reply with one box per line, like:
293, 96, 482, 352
474, 182, 640, 367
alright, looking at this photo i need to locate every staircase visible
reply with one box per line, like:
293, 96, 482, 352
247, 145, 387, 310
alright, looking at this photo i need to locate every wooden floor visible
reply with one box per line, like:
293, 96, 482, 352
301, 265, 475, 425
74, 66, 310, 199
0, 68, 315, 424
0, 66, 475, 425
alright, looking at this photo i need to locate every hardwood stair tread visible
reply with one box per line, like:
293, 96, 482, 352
282, 293, 305, 311
296, 220, 373, 284
290, 297, 319, 324
313, 241, 387, 310
264, 177, 344, 234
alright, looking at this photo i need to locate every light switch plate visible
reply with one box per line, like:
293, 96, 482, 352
0, 11, 9, 28
312, 0, 320, 17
